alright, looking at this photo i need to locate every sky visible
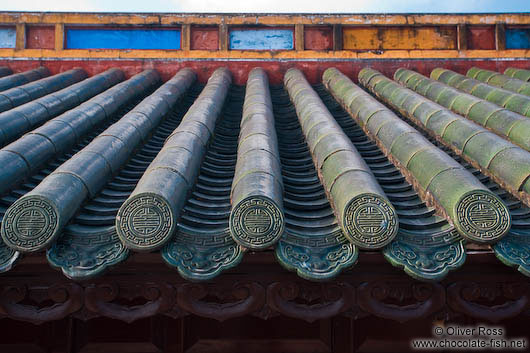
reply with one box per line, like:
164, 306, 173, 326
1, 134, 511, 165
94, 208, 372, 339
1, 0, 529, 13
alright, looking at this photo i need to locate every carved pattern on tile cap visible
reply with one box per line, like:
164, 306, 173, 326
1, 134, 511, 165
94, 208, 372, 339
117, 195, 174, 251
230, 196, 284, 249
384, 229, 466, 281
47, 227, 129, 280
1, 196, 58, 252
343, 194, 398, 249
163, 233, 242, 281
277, 240, 357, 281
0, 243, 19, 272
494, 233, 530, 277
455, 191, 510, 243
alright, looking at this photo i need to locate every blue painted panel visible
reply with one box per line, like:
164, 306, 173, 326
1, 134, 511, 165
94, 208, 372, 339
506, 28, 530, 49
229, 29, 293, 50
0, 28, 16, 48
66, 28, 181, 50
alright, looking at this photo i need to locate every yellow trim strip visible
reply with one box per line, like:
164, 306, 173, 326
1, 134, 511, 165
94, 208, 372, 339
2, 48, 529, 60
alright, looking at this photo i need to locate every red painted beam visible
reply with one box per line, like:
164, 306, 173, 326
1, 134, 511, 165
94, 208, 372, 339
0, 59, 529, 85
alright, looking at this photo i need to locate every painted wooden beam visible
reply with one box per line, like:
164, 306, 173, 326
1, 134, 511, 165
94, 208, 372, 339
333, 24, 342, 51
15, 24, 25, 50
496, 23, 506, 50
181, 24, 191, 51
295, 24, 304, 51
0, 12, 529, 26
343, 26, 457, 50
54, 23, 63, 50
457, 24, 467, 50
1, 48, 530, 61
219, 23, 228, 51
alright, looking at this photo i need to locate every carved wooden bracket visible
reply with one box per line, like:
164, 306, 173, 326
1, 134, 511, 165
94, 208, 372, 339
84, 282, 175, 323
267, 281, 355, 322
177, 282, 265, 321
0, 277, 528, 324
0, 283, 83, 324
447, 281, 530, 323
357, 281, 445, 323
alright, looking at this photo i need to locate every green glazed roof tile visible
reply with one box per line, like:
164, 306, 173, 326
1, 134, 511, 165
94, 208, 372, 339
376, 118, 415, 148
466, 67, 482, 79
407, 148, 461, 188
484, 89, 514, 108
504, 67, 530, 82
424, 110, 459, 137
414, 77, 436, 96
462, 132, 511, 168
441, 118, 481, 152
485, 110, 520, 136
488, 147, 530, 191
1, 64, 530, 284
451, 95, 482, 116
425, 82, 449, 102
365, 110, 396, 135
286, 68, 398, 250
502, 79, 527, 93
412, 101, 441, 125
430, 67, 448, 81
357, 68, 512, 244
395, 68, 530, 157
389, 132, 431, 167
504, 95, 530, 116
474, 69, 498, 83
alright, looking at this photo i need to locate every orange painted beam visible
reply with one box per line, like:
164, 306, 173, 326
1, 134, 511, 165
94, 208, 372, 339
0, 12, 529, 26
0, 48, 528, 60
343, 26, 457, 50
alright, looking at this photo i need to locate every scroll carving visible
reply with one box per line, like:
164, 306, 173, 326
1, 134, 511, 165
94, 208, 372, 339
176, 282, 265, 321
0, 283, 83, 324
357, 280, 445, 323
267, 281, 355, 322
447, 281, 529, 322
84, 281, 175, 323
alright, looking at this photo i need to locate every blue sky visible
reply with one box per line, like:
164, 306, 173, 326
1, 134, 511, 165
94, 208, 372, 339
2, 0, 529, 13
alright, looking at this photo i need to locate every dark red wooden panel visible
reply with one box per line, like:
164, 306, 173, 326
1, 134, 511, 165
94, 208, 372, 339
467, 25, 496, 50
26, 26, 55, 49
190, 26, 219, 50
304, 26, 333, 50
